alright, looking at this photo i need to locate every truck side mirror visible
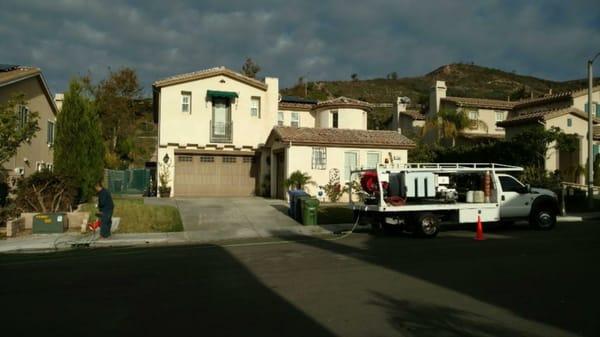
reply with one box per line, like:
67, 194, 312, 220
519, 184, 531, 194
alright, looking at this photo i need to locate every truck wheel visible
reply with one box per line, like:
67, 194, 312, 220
529, 207, 556, 230
415, 213, 439, 238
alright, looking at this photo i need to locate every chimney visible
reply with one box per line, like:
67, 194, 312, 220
393, 96, 410, 132
429, 80, 447, 117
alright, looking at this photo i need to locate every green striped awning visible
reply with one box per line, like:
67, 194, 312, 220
207, 90, 238, 99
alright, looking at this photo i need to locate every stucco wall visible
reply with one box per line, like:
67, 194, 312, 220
278, 108, 315, 128
545, 114, 589, 183
572, 90, 600, 112
0, 76, 55, 177
285, 145, 407, 196
457, 107, 507, 137
315, 108, 368, 130
158, 75, 279, 148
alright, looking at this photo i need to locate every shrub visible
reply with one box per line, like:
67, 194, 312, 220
14, 170, 78, 213
285, 170, 313, 190
518, 166, 561, 191
323, 169, 347, 202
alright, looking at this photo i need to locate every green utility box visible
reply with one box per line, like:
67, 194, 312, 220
301, 198, 319, 226
32, 213, 67, 234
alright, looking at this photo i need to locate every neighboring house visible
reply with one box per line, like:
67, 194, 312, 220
390, 96, 425, 136
153, 66, 415, 198
0, 65, 57, 178
497, 86, 600, 183
428, 81, 516, 141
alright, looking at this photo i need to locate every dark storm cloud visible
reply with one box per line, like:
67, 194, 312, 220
1, 0, 598, 94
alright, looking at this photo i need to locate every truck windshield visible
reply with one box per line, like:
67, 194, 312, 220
499, 175, 524, 192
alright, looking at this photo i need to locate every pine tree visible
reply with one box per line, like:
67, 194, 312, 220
54, 79, 105, 202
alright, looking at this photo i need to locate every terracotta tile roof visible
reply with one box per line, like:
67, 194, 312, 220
442, 96, 517, 110
268, 126, 415, 149
153, 66, 268, 90
497, 107, 599, 127
278, 101, 315, 111
0, 66, 41, 86
512, 85, 600, 109
314, 96, 372, 111
459, 132, 505, 140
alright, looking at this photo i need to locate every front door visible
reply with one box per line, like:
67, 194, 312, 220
498, 175, 531, 218
212, 98, 230, 136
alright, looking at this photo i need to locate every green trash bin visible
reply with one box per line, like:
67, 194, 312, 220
302, 198, 319, 226
32, 213, 67, 234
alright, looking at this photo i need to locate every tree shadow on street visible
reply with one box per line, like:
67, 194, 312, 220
0, 245, 335, 337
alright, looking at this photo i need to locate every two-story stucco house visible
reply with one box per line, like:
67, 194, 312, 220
428, 81, 517, 142
152, 67, 414, 198
497, 86, 600, 183
0, 65, 57, 179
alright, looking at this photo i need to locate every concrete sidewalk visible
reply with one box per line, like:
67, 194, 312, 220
0, 223, 353, 253
1, 212, 596, 254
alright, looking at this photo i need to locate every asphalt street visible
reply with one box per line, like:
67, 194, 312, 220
1, 220, 598, 337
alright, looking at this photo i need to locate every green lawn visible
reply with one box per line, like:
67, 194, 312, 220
82, 197, 183, 233
318, 204, 354, 224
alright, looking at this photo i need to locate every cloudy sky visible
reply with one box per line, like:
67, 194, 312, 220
1, 0, 599, 95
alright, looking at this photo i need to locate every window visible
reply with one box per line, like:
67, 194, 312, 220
222, 157, 237, 163
199, 156, 214, 163
18, 106, 29, 128
243, 157, 255, 163
291, 112, 299, 127
277, 111, 284, 126
332, 110, 339, 128
584, 102, 599, 117
47, 120, 55, 145
36, 162, 46, 172
468, 110, 478, 129
311, 147, 327, 170
251, 97, 261, 118
567, 118, 573, 127
366, 152, 380, 168
499, 175, 525, 193
344, 152, 358, 181
178, 155, 193, 162
593, 144, 599, 159
495, 111, 505, 122
181, 91, 191, 113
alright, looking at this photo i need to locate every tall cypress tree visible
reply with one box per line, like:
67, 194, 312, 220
54, 79, 104, 202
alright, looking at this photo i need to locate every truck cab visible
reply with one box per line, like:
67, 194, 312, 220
495, 173, 559, 229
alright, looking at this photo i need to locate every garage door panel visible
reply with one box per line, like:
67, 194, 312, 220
174, 154, 256, 197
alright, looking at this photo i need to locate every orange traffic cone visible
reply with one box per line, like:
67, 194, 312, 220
474, 215, 485, 241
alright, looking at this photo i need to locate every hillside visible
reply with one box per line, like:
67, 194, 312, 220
281, 63, 597, 128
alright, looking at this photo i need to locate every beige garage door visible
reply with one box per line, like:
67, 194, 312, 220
174, 154, 257, 197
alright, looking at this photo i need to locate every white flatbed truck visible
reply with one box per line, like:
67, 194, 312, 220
349, 163, 560, 238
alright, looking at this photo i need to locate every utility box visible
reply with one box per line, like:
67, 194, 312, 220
32, 213, 67, 234
405, 172, 436, 198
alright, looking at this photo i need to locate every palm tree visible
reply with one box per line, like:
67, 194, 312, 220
285, 170, 314, 190
422, 108, 486, 147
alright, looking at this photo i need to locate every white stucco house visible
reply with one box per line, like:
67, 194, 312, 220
152, 66, 415, 199
498, 86, 600, 183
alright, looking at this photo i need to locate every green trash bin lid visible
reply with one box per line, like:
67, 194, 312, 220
303, 198, 319, 207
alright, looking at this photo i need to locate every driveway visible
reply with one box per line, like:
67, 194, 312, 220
146, 197, 300, 241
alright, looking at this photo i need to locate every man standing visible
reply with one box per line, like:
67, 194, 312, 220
95, 181, 114, 239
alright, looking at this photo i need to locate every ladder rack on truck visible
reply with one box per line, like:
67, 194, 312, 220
348, 162, 558, 237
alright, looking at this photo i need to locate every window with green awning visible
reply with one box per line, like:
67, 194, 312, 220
207, 90, 238, 99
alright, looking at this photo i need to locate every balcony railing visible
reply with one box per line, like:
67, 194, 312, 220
210, 120, 233, 143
